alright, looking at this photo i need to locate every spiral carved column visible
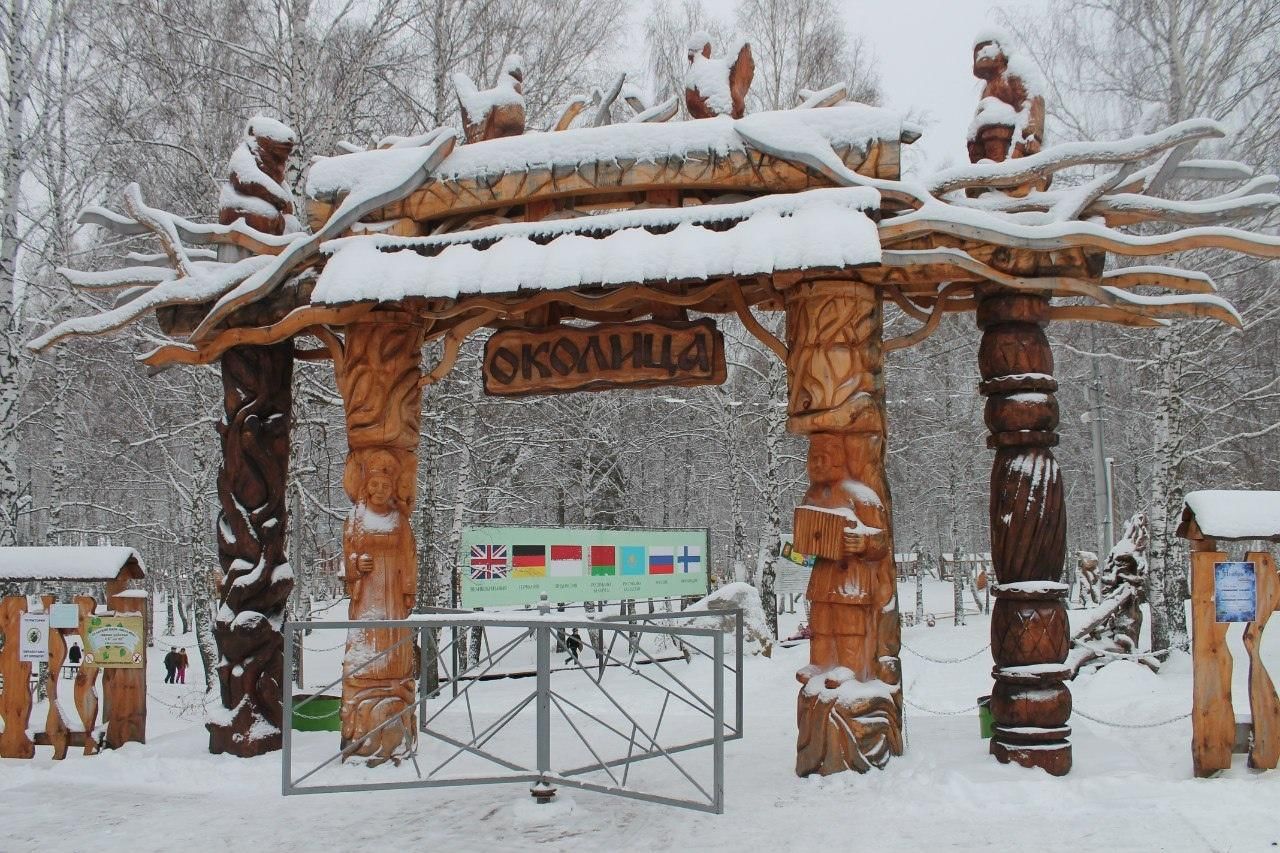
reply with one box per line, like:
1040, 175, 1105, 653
334, 312, 425, 765
978, 291, 1071, 776
785, 279, 902, 776
209, 342, 294, 756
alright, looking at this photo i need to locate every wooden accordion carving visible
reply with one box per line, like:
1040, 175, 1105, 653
334, 313, 425, 765
978, 292, 1071, 776
786, 280, 903, 775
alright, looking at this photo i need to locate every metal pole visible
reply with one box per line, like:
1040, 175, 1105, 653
735, 610, 744, 735
532, 593, 555, 803
282, 622, 294, 795
1088, 327, 1113, 553
713, 629, 725, 814
1104, 456, 1117, 541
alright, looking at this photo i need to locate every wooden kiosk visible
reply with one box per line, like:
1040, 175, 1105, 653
1178, 491, 1280, 777
28, 34, 1280, 774
0, 546, 147, 758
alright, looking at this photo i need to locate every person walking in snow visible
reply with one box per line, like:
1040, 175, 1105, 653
564, 629, 584, 666
163, 648, 178, 683
176, 647, 189, 684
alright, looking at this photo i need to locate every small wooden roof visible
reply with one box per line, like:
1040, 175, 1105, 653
1177, 490, 1280, 542
0, 546, 146, 583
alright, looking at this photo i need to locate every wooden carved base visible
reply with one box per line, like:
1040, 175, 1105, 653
785, 280, 902, 775
335, 314, 425, 764
209, 342, 294, 757
979, 291, 1071, 775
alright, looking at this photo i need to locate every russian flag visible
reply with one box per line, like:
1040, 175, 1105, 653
648, 547, 674, 574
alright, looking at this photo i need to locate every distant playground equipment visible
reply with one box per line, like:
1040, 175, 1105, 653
0, 546, 148, 759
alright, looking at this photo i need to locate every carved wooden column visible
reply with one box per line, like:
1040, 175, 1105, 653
978, 291, 1071, 775
334, 312, 425, 764
209, 341, 294, 756
208, 117, 298, 757
785, 279, 903, 775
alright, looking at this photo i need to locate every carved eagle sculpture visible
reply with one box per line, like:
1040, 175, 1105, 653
683, 33, 754, 119
453, 54, 526, 143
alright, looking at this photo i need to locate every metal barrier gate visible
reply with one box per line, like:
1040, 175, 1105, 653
282, 602, 744, 813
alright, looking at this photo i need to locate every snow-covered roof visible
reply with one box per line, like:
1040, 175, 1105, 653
312, 188, 880, 303
1179, 490, 1280, 541
305, 104, 904, 204
0, 546, 145, 581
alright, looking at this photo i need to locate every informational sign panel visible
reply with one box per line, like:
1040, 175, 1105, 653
460, 527, 710, 607
19, 613, 49, 663
775, 534, 815, 595
49, 603, 80, 629
82, 614, 146, 668
1215, 561, 1258, 623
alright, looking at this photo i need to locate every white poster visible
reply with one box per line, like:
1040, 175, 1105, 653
19, 612, 49, 663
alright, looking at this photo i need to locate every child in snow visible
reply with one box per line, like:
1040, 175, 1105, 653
176, 647, 189, 684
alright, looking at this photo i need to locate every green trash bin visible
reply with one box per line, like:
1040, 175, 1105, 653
291, 694, 342, 732
978, 695, 993, 739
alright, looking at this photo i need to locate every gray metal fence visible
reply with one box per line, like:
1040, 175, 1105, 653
282, 601, 744, 813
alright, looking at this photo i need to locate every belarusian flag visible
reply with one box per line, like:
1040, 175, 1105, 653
550, 545, 584, 577
511, 545, 547, 578
589, 546, 616, 576
648, 547, 674, 574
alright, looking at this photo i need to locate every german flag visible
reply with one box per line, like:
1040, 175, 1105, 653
511, 545, 547, 578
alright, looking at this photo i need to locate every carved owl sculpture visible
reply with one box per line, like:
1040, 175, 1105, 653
683, 33, 754, 119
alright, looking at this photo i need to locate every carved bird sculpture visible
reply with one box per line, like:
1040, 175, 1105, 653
453, 54, 526, 143
683, 33, 754, 119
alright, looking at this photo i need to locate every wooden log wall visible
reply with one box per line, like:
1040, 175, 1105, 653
104, 592, 147, 748
978, 291, 1072, 776
334, 312, 425, 765
208, 342, 294, 757
786, 279, 903, 776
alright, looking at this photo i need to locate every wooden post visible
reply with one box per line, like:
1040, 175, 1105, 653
208, 341, 294, 757
785, 279, 903, 775
978, 291, 1071, 776
104, 592, 147, 748
1244, 550, 1280, 770
71, 594, 100, 755
335, 312, 425, 764
0, 595, 34, 758
1190, 542, 1233, 775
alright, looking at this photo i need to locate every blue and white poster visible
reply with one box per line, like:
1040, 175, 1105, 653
1214, 561, 1257, 623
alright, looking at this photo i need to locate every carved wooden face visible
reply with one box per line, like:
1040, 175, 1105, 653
363, 451, 400, 513
806, 433, 846, 484
973, 41, 1008, 81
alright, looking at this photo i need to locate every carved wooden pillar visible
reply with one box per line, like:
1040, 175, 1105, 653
785, 279, 902, 775
209, 341, 294, 757
978, 291, 1071, 775
334, 312, 425, 764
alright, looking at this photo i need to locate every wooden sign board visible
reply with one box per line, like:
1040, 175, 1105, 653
483, 318, 726, 397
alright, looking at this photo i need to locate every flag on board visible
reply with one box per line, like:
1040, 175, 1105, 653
648, 546, 675, 574
620, 546, 646, 576
511, 545, 547, 578
470, 544, 509, 580
589, 545, 616, 576
676, 544, 702, 573
550, 545, 584, 577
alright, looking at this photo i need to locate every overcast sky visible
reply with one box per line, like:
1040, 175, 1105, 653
629, 0, 1050, 172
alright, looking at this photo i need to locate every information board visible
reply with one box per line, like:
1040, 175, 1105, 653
775, 534, 815, 595
82, 614, 145, 668
1214, 561, 1257, 623
460, 527, 709, 607
19, 613, 48, 663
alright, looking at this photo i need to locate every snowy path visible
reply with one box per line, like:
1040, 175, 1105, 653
4, 581, 1279, 852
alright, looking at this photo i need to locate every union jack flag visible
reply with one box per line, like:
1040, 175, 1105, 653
470, 544, 509, 580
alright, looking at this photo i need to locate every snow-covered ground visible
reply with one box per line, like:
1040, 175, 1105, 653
4, 579, 1279, 853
